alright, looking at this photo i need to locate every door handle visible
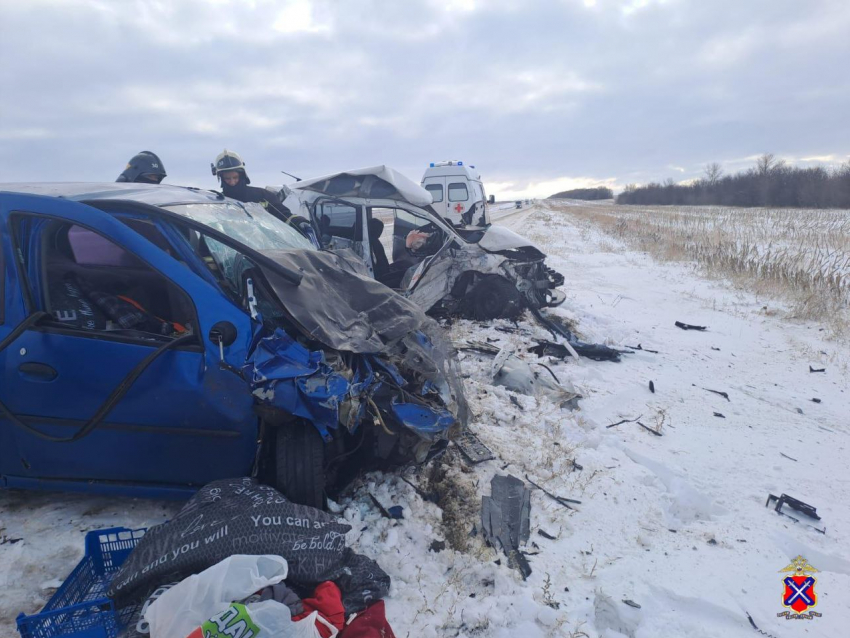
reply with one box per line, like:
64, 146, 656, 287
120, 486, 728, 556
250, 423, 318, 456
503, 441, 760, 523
18, 362, 58, 382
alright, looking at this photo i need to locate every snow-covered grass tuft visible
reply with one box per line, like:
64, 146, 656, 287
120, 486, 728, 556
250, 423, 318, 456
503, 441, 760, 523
550, 200, 850, 337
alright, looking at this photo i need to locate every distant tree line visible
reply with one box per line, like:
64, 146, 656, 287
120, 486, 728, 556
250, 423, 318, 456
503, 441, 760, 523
617, 154, 850, 208
549, 186, 614, 200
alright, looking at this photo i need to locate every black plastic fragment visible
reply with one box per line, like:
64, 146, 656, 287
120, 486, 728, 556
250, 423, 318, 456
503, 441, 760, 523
766, 493, 820, 520
0, 536, 23, 545
622, 599, 642, 609
809, 366, 825, 373
713, 412, 726, 418
525, 474, 582, 508
528, 308, 623, 362
625, 344, 660, 354
571, 342, 625, 362
701, 387, 730, 401
675, 321, 707, 331
811, 398, 821, 403
537, 529, 557, 540
649, 380, 655, 393
455, 429, 496, 464
529, 339, 624, 363
482, 474, 533, 580
458, 340, 500, 355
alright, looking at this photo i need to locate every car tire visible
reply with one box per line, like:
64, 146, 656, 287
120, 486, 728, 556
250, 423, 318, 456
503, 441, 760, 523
275, 421, 326, 509
463, 275, 523, 320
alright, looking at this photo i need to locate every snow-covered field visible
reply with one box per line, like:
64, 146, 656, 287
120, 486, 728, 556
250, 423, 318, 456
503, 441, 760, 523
553, 201, 850, 337
2, 202, 849, 637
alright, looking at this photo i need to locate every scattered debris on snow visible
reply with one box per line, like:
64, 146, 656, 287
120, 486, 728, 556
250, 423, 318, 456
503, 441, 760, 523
481, 475, 532, 580
675, 321, 708, 331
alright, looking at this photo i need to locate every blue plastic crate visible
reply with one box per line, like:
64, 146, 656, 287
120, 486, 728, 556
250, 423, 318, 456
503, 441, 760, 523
17, 527, 147, 638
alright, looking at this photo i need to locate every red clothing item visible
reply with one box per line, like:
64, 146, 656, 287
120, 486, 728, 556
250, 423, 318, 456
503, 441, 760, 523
339, 601, 396, 638
293, 581, 346, 638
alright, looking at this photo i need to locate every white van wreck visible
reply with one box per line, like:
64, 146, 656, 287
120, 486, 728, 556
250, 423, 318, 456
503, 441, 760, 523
421, 161, 489, 227
280, 166, 565, 320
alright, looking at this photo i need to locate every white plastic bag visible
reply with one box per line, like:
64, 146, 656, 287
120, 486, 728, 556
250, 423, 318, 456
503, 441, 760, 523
193, 600, 330, 638
145, 554, 293, 638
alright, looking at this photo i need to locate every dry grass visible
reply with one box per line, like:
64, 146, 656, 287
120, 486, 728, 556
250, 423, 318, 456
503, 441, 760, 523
547, 200, 850, 336
425, 448, 480, 552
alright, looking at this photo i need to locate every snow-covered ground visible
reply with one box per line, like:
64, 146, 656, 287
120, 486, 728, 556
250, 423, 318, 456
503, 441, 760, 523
2, 202, 848, 637
489, 201, 521, 215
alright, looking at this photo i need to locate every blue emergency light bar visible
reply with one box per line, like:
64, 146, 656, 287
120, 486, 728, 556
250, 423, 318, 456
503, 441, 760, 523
429, 160, 466, 167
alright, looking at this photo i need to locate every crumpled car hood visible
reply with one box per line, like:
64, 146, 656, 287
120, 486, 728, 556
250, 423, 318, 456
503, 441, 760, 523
478, 225, 544, 255
239, 248, 467, 446
258, 248, 426, 354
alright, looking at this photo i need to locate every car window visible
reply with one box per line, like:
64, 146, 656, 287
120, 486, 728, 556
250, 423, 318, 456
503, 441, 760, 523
425, 184, 444, 203
12, 216, 194, 339
391, 208, 447, 266
315, 201, 361, 242
119, 217, 183, 259
165, 202, 314, 252
369, 207, 395, 257
395, 209, 432, 229
197, 233, 285, 323
448, 183, 469, 202
67, 225, 141, 266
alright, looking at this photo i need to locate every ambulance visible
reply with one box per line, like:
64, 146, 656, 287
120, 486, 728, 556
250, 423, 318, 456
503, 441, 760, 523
421, 160, 490, 227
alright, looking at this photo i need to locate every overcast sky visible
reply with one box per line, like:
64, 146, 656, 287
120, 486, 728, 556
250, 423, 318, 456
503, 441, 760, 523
1, 0, 848, 198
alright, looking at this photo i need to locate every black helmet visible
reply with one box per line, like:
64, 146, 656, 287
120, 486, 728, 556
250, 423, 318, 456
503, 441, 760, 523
116, 151, 166, 184
211, 149, 250, 184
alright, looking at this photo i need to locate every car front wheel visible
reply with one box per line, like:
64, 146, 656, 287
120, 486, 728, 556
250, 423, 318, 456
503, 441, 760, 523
275, 420, 326, 509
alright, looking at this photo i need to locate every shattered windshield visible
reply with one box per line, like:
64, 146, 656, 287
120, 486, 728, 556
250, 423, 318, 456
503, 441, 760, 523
165, 202, 315, 252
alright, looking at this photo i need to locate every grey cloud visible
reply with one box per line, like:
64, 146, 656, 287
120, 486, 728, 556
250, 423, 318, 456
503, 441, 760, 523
1, 0, 848, 195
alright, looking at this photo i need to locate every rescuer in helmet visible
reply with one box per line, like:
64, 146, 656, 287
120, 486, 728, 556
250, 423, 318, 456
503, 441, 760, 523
211, 149, 293, 220
211, 150, 317, 243
116, 151, 167, 184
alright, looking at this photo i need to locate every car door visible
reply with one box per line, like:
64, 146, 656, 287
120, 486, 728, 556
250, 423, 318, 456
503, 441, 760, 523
422, 177, 446, 220
446, 179, 471, 225
0, 193, 257, 491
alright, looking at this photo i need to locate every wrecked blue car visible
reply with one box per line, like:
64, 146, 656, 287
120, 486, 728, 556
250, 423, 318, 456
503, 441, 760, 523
0, 183, 467, 507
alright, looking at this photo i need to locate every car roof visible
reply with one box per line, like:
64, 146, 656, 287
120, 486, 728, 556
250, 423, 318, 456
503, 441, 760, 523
0, 182, 226, 207
290, 165, 434, 208
422, 165, 482, 181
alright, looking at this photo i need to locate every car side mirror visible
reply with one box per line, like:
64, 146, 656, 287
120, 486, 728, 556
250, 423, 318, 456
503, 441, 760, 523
208, 321, 237, 348
208, 321, 245, 378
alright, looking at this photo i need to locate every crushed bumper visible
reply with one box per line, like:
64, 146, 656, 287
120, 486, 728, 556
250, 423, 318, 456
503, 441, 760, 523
243, 326, 462, 452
